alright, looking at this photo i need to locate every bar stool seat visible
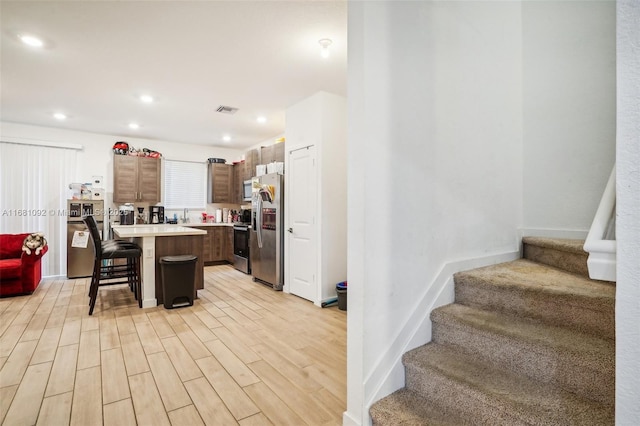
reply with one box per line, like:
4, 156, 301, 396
83, 216, 142, 315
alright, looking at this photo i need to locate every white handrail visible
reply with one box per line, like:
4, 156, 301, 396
584, 165, 616, 281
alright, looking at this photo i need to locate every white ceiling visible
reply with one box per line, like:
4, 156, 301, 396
1, 1, 347, 149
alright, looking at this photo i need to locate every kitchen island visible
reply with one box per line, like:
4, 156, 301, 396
112, 224, 207, 308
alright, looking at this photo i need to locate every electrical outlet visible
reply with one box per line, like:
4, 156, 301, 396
146, 249, 153, 258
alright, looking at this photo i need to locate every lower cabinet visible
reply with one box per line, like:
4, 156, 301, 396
211, 227, 225, 261
225, 227, 234, 263
190, 226, 234, 264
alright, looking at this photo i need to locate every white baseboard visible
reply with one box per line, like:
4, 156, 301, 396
519, 227, 589, 240
343, 410, 363, 426
362, 250, 520, 420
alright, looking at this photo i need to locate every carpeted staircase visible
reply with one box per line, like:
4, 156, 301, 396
370, 237, 615, 425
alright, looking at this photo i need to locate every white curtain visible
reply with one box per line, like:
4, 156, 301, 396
0, 142, 78, 276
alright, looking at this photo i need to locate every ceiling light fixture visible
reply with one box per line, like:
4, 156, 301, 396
257, 116, 267, 124
128, 122, 140, 130
19, 34, 44, 48
222, 135, 231, 142
319, 38, 332, 59
53, 112, 67, 120
139, 94, 154, 103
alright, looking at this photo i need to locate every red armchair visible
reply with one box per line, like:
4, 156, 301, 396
0, 233, 48, 297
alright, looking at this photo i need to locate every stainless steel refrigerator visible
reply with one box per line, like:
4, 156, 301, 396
250, 173, 284, 290
67, 200, 104, 278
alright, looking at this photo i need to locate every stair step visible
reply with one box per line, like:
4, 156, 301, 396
522, 237, 589, 277
431, 304, 614, 405
370, 388, 466, 426
400, 343, 614, 426
454, 259, 615, 339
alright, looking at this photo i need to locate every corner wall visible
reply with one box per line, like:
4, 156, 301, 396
522, 1, 616, 234
347, 2, 523, 423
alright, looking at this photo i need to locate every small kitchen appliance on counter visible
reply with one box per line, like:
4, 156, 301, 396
149, 205, 165, 224
137, 207, 145, 224
119, 204, 135, 225
240, 208, 252, 224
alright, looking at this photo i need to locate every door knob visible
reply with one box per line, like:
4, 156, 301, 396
287, 227, 293, 233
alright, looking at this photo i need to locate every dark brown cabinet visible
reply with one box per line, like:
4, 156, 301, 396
259, 143, 285, 167
207, 163, 233, 203
244, 149, 259, 181
190, 226, 233, 264
233, 163, 243, 204
211, 227, 225, 261
113, 155, 161, 203
225, 227, 234, 263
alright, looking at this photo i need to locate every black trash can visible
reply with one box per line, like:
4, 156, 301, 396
336, 281, 347, 311
159, 255, 197, 309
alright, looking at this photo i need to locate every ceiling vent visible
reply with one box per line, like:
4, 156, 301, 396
216, 105, 239, 114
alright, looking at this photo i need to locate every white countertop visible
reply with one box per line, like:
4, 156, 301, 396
185, 222, 235, 227
112, 224, 207, 238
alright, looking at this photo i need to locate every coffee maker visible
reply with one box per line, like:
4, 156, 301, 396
149, 205, 165, 224
119, 204, 135, 225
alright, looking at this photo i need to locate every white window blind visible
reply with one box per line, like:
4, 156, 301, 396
163, 160, 206, 209
0, 141, 79, 277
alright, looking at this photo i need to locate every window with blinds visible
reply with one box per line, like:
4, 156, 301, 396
163, 160, 206, 209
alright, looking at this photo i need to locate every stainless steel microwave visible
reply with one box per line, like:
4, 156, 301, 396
243, 179, 253, 202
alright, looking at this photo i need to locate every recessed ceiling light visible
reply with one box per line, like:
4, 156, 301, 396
53, 113, 67, 120
129, 122, 140, 130
319, 38, 332, 58
139, 94, 154, 103
222, 135, 231, 142
257, 116, 267, 124
19, 34, 44, 48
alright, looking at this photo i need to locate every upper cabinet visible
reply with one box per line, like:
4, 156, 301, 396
207, 163, 233, 203
259, 143, 285, 167
233, 162, 243, 204
244, 149, 260, 181
113, 155, 161, 203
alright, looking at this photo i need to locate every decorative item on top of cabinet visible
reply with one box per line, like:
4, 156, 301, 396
207, 163, 233, 203
113, 155, 161, 203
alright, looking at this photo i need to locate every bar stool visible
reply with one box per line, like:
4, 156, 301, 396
82, 216, 142, 315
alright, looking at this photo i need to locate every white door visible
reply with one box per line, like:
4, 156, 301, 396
287, 145, 317, 302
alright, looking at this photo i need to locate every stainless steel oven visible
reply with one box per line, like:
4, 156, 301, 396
233, 224, 250, 274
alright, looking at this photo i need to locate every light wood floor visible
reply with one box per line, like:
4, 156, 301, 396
0, 265, 346, 426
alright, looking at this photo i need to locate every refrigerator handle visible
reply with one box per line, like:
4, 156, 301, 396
256, 194, 263, 249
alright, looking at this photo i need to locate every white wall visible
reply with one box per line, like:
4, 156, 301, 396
245, 133, 285, 154
522, 1, 616, 235
0, 121, 242, 273
284, 91, 347, 305
616, 0, 640, 423
0, 122, 242, 191
319, 93, 347, 301
347, 2, 523, 424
